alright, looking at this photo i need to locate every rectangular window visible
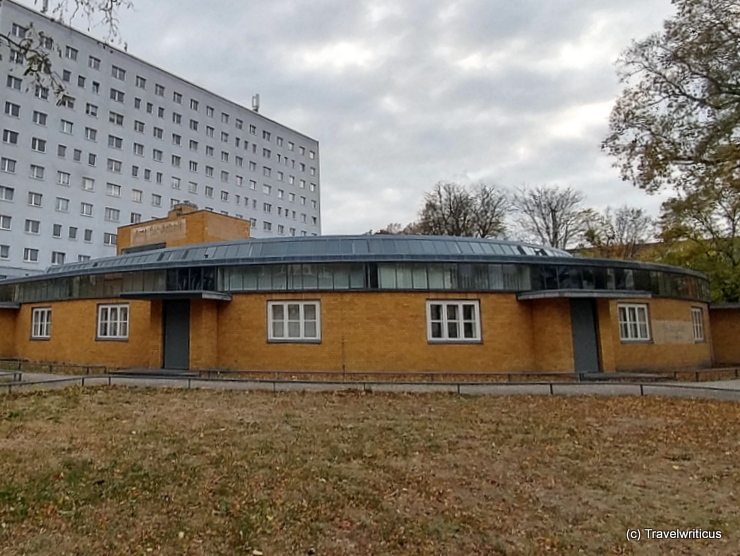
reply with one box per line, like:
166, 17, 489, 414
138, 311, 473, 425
617, 303, 651, 342
60, 95, 75, 109
89, 55, 101, 69
132, 189, 142, 203
152, 194, 162, 207
104, 207, 120, 222
81, 202, 93, 216
65, 46, 78, 60
84, 128, 97, 141
135, 75, 146, 88
51, 251, 65, 265
35, 85, 49, 100
134, 120, 145, 133
97, 304, 129, 339
53, 223, 62, 237
110, 89, 125, 103
108, 135, 123, 149
111, 65, 126, 80
268, 301, 321, 342
55, 197, 69, 212
691, 307, 705, 342
107, 158, 122, 173
31, 308, 52, 339
1, 158, 16, 173
4, 102, 20, 117
0, 186, 14, 201
3, 130, 18, 144
0, 215, 11, 230
82, 177, 95, 191
85, 103, 98, 117
33, 110, 48, 125
23, 248, 39, 262
104, 232, 117, 245
106, 183, 121, 197
69, 227, 77, 240
61, 120, 73, 134
30, 165, 45, 180
7, 75, 22, 90
25, 219, 40, 233
109, 111, 124, 126
0, 245, 9, 259
427, 300, 481, 342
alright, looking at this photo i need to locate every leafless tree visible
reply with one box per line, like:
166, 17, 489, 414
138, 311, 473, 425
584, 206, 655, 258
511, 185, 590, 249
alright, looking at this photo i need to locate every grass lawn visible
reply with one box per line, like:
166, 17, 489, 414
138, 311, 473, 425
0, 387, 737, 555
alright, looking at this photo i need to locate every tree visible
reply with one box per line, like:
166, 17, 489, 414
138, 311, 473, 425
603, 0, 740, 300
658, 184, 740, 301
511, 186, 591, 249
602, 0, 740, 195
415, 181, 508, 238
583, 206, 655, 259
1, 0, 131, 98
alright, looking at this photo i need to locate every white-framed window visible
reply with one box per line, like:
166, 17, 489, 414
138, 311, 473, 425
691, 307, 705, 342
104, 232, 117, 245
0, 244, 9, 259
51, 251, 65, 265
31, 307, 52, 339
427, 300, 481, 342
23, 248, 39, 262
110, 89, 124, 103
4, 102, 20, 117
0, 215, 11, 230
55, 197, 69, 212
81, 202, 93, 216
30, 165, 45, 180
617, 303, 651, 342
104, 207, 120, 222
268, 301, 320, 342
0, 186, 14, 201
97, 304, 129, 340
111, 65, 126, 81
24, 219, 40, 233
82, 177, 95, 191
89, 55, 101, 69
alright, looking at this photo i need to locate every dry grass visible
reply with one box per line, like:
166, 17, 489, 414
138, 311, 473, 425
0, 387, 738, 555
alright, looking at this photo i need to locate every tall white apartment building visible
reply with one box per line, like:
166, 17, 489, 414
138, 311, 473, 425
0, 0, 321, 279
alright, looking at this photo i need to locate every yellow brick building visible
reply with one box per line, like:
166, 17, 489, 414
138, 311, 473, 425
0, 223, 715, 374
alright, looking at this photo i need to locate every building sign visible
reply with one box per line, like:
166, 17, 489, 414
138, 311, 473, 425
130, 219, 187, 247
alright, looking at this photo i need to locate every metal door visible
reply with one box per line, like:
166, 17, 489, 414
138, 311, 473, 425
570, 298, 601, 373
162, 299, 190, 370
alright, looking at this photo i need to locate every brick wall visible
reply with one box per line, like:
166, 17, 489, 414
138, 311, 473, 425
12, 299, 154, 368
600, 298, 712, 372
0, 292, 716, 373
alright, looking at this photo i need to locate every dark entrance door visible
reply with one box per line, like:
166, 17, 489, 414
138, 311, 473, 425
570, 299, 601, 373
162, 299, 190, 370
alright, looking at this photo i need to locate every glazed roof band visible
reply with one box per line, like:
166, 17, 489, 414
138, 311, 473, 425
1, 235, 708, 284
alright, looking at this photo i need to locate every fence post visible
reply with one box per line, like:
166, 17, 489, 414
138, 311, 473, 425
640, 384, 644, 396
549, 383, 554, 396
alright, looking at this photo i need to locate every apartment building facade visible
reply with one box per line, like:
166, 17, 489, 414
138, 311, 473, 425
0, 0, 321, 279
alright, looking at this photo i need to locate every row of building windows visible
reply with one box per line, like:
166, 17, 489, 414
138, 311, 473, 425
28, 301, 707, 345
2, 263, 710, 305
5, 73, 316, 161
30, 304, 127, 340
1, 245, 93, 264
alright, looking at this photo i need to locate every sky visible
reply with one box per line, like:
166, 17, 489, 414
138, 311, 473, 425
20, 0, 677, 236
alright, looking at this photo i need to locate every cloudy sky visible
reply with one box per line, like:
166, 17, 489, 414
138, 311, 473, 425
22, 0, 677, 235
